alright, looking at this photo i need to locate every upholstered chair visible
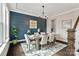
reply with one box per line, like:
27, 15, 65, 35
48, 33, 55, 44
24, 34, 36, 52
40, 34, 48, 49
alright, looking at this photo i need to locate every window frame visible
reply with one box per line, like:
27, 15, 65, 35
0, 3, 9, 47
0, 3, 3, 46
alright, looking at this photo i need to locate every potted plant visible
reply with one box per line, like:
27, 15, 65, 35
10, 25, 18, 45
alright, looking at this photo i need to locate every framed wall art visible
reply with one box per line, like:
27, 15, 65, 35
29, 20, 37, 29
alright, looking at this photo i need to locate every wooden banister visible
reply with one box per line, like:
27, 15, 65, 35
73, 16, 79, 30
66, 16, 79, 55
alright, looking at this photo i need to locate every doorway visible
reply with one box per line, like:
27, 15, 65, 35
51, 20, 56, 32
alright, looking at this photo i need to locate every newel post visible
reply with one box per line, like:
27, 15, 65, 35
66, 29, 75, 55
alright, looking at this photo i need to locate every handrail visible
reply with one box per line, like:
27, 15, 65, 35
73, 16, 79, 30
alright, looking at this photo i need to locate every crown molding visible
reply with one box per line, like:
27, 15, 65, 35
10, 9, 40, 17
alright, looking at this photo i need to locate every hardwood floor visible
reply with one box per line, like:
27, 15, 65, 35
53, 47, 68, 56
7, 42, 69, 56
7, 43, 25, 56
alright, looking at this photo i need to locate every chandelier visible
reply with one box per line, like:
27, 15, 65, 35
40, 5, 48, 19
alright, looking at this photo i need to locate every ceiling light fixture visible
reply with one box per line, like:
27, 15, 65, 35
40, 5, 48, 19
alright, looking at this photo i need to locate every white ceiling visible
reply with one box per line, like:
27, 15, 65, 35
8, 3, 79, 19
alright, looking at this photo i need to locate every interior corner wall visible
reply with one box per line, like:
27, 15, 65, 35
50, 9, 79, 42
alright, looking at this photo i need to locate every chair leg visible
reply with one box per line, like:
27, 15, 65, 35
27, 44, 31, 52
41, 45, 44, 50
32, 44, 36, 50
41, 45, 47, 50
35, 44, 37, 50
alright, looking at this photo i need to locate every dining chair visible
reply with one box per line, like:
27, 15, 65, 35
48, 33, 55, 44
40, 34, 48, 50
24, 34, 36, 52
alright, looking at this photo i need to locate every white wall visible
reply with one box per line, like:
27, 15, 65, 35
47, 8, 79, 42
47, 18, 51, 33
75, 17, 79, 55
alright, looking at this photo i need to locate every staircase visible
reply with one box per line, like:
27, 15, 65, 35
66, 16, 79, 55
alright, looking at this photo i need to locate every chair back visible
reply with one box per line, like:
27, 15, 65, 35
40, 34, 48, 45
24, 34, 30, 44
48, 33, 54, 42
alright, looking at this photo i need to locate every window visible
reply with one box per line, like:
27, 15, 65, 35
0, 3, 9, 46
5, 6, 9, 40
0, 3, 3, 46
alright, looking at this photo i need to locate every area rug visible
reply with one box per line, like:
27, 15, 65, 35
21, 42, 67, 56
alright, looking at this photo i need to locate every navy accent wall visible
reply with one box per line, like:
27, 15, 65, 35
10, 11, 47, 40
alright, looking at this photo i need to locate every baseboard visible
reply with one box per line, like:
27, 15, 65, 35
17, 39, 25, 42
10, 39, 26, 43
56, 40, 67, 44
